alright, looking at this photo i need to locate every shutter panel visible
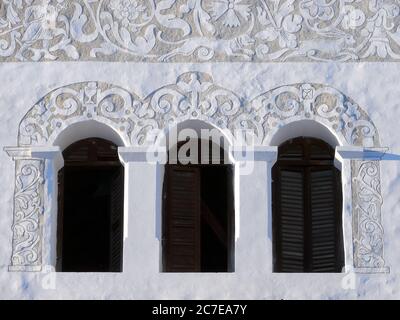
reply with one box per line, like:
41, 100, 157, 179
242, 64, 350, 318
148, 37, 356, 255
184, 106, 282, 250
277, 168, 305, 272
109, 168, 124, 272
310, 168, 341, 272
226, 165, 235, 272
165, 166, 201, 272
56, 168, 65, 271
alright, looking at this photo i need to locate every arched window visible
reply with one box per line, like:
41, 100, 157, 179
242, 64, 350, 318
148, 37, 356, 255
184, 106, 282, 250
272, 137, 344, 272
162, 139, 234, 272
57, 138, 124, 272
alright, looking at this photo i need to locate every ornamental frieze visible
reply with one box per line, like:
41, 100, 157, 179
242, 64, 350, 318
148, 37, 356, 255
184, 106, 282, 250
0, 0, 400, 62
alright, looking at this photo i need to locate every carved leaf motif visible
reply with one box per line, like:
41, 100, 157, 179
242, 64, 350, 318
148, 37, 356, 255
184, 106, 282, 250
156, 0, 191, 36
188, 0, 215, 36
70, 3, 99, 43
283, 14, 302, 33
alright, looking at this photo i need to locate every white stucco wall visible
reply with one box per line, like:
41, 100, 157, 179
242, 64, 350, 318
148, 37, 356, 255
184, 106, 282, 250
0, 62, 399, 299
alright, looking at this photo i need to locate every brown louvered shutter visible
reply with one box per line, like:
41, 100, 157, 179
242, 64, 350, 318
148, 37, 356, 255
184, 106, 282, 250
310, 168, 343, 272
226, 165, 235, 272
109, 167, 124, 272
56, 168, 65, 271
164, 165, 201, 272
273, 137, 344, 273
274, 168, 305, 272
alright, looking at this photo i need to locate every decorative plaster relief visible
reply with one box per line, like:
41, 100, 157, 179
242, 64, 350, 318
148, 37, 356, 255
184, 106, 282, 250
19, 72, 380, 148
9, 159, 45, 271
1, 0, 400, 62
9, 72, 386, 272
352, 160, 387, 271
18, 81, 142, 146
247, 83, 379, 147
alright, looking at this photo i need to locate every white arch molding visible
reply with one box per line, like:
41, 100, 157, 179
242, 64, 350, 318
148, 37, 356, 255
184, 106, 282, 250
4, 72, 388, 273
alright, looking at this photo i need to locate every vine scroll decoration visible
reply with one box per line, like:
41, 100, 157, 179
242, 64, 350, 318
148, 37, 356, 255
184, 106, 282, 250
1, 0, 400, 62
352, 160, 387, 271
9, 159, 45, 271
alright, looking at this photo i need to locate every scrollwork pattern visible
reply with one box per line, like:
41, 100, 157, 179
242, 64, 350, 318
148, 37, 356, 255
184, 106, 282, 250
352, 160, 386, 269
247, 82, 379, 147
144, 72, 242, 135
1, 0, 400, 61
9, 159, 44, 271
19, 81, 142, 146
18, 73, 380, 148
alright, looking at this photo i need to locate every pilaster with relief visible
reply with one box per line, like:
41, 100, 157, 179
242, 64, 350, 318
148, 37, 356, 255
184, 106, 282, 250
351, 160, 389, 273
9, 158, 45, 271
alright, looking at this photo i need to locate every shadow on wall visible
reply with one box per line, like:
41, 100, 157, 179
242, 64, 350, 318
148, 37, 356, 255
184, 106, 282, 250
381, 153, 400, 161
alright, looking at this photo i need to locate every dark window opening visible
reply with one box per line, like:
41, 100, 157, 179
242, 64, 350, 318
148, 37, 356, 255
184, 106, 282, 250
57, 138, 124, 272
272, 137, 344, 273
162, 140, 234, 272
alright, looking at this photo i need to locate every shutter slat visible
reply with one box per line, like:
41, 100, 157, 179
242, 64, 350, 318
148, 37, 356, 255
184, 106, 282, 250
276, 169, 305, 272
109, 168, 124, 272
165, 166, 201, 272
310, 169, 339, 272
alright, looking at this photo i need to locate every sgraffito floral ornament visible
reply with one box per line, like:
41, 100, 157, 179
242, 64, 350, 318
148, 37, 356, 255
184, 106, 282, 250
108, 0, 147, 31
17, 74, 380, 148
1, 0, 400, 61
207, 0, 252, 28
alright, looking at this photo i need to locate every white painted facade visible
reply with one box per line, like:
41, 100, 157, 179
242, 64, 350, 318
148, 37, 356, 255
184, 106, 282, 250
1, 0, 400, 300
0, 62, 399, 299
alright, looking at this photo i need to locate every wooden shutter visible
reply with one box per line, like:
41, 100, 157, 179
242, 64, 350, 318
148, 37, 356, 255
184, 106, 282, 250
56, 168, 65, 272
310, 168, 343, 272
275, 168, 305, 272
109, 167, 124, 272
164, 165, 201, 272
226, 165, 235, 272
273, 137, 344, 273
